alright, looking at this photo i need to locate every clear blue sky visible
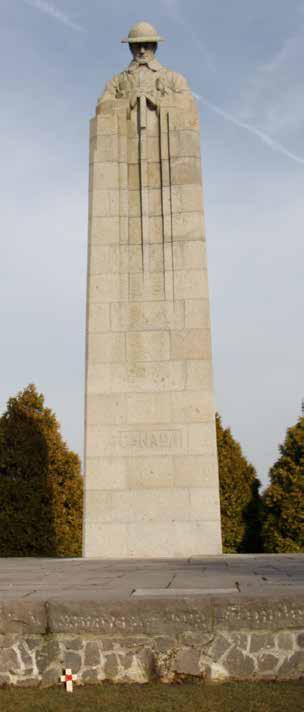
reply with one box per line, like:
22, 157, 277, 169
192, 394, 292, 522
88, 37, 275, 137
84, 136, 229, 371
1, 0, 303, 486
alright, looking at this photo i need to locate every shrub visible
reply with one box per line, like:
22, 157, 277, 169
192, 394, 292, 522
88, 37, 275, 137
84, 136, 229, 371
0, 384, 83, 556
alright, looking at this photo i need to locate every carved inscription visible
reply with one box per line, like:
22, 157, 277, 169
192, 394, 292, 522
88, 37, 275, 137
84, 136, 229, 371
120, 430, 182, 449
105, 429, 186, 455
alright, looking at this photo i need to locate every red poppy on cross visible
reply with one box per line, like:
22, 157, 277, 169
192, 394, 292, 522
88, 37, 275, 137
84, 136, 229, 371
60, 669, 77, 692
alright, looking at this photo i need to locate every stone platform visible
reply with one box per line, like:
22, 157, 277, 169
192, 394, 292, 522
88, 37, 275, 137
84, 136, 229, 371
0, 555, 303, 686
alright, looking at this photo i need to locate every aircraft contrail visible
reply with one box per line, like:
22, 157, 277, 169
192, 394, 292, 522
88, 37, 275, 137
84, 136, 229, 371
194, 93, 304, 166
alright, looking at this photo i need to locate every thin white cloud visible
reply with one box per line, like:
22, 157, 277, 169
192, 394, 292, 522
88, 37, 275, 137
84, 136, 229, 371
194, 93, 304, 166
238, 16, 304, 137
161, 0, 215, 71
23, 0, 84, 32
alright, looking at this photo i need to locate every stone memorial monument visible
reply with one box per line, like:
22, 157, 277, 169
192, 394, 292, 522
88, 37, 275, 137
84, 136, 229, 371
83, 22, 222, 557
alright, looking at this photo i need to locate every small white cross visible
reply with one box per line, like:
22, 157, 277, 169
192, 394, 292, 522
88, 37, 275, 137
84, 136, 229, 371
60, 669, 77, 692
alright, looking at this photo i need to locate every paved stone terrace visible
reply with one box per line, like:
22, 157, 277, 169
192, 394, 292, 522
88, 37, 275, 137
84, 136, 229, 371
0, 554, 303, 600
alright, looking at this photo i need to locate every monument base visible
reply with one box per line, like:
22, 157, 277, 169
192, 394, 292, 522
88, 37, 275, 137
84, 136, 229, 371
0, 555, 303, 685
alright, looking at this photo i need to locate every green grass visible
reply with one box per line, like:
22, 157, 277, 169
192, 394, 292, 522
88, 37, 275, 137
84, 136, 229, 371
0, 681, 303, 712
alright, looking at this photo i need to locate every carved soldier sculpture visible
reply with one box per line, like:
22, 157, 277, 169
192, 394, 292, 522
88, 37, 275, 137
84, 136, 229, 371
100, 22, 191, 108
83, 23, 222, 558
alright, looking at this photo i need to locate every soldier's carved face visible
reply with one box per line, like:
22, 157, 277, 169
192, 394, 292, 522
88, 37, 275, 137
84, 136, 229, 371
130, 42, 157, 64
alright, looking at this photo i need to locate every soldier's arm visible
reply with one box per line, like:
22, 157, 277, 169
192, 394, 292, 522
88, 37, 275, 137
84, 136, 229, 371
171, 71, 192, 96
97, 75, 120, 104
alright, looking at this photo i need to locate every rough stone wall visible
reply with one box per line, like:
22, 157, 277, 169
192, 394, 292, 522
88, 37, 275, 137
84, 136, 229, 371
1, 597, 303, 686
0, 629, 304, 687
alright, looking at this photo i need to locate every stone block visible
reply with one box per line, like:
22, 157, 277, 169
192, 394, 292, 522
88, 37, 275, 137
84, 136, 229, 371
0, 603, 46, 635
85, 457, 127, 490
250, 633, 275, 653
171, 185, 203, 214
172, 212, 205, 241
277, 632, 294, 651
208, 635, 231, 661
87, 304, 110, 333
86, 394, 127, 425
64, 639, 83, 651
174, 455, 219, 488
130, 216, 164, 244
223, 647, 255, 678
36, 641, 60, 674
128, 138, 139, 163
147, 136, 161, 161
18, 642, 32, 669
147, 245, 165, 272
297, 632, 304, 648
171, 329, 211, 360
88, 333, 125, 364
127, 520, 221, 557
128, 164, 140, 189
91, 114, 118, 137
277, 651, 304, 678
90, 134, 119, 162
87, 361, 186, 395
120, 245, 142, 273
90, 189, 127, 218
127, 456, 174, 489
84, 642, 100, 667
127, 331, 170, 362
63, 652, 82, 673
128, 189, 141, 217
148, 189, 162, 216
89, 216, 120, 245
173, 241, 206, 271
188, 423, 218, 456
89, 163, 119, 191
111, 301, 184, 332
170, 111, 200, 132
170, 130, 201, 159
41, 668, 61, 687
185, 299, 210, 329
118, 135, 128, 162
174, 648, 202, 676
114, 245, 168, 275
257, 653, 279, 674
104, 654, 119, 678
86, 488, 192, 525
174, 270, 208, 300
186, 360, 213, 390
82, 669, 100, 684
189, 489, 221, 520
126, 361, 186, 392
171, 157, 201, 185
171, 391, 214, 423
148, 162, 161, 188
84, 521, 129, 557
89, 245, 120, 274
86, 425, 186, 458
0, 649, 19, 674
127, 393, 172, 424
89, 273, 128, 303
129, 272, 165, 301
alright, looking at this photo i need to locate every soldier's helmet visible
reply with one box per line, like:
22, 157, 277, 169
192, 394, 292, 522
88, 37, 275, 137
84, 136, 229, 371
121, 21, 164, 44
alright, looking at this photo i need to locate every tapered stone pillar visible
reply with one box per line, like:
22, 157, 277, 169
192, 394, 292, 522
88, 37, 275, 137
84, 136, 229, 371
83, 22, 222, 557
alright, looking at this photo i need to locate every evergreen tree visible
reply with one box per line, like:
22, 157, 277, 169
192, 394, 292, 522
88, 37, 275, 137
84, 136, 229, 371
216, 414, 262, 553
262, 415, 304, 553
0, 384, 83, 556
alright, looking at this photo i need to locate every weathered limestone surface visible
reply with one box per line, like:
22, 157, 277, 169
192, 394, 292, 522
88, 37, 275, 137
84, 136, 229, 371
84, 32, 222, 558
0, 556, 303, 686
